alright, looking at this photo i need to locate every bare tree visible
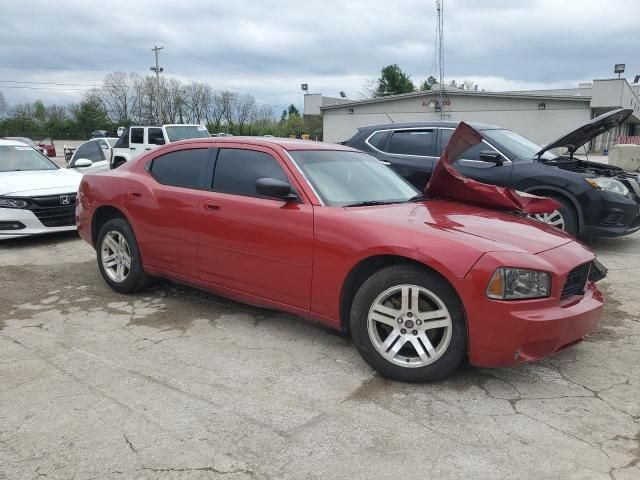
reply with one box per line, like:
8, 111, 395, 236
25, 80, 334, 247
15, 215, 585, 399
234, 94, 256, 134
206, 92, 225, 132
0, 91, 7, 118
219, 91, 238, 129
160, 77, 184, 123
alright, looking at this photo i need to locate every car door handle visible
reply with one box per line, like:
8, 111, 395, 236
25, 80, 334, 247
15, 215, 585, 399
204, 201, 220, 211
379, 160, 391, 165
128, 190, 142, 199
145, 147, 152, 151
129, 147, 136, 150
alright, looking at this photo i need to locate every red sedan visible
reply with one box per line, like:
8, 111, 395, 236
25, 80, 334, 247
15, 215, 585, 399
76, 132, 604, 382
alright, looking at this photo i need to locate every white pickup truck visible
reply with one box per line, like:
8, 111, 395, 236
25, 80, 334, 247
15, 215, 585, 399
110, 124, 210, 168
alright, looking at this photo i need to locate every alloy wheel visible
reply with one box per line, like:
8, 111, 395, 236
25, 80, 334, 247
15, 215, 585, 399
367, 284, 453, 368
100, 230, 131, 283
530, 209, 566, 230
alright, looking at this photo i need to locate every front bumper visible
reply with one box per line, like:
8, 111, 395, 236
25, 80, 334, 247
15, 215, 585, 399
578, 188, 640, 237
457, 242, 604, 367
0, 207, 76, 240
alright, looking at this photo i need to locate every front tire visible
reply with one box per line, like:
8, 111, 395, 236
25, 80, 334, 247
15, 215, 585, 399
530, 195, 578, 236
96, 218, 150, 293
350, 264, 467, 382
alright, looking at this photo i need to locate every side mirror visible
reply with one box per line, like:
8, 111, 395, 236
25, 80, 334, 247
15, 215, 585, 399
153, 138, 166, 146
74, 158, 93, 168
479, 150, 504, 166
255, 177, 298, 201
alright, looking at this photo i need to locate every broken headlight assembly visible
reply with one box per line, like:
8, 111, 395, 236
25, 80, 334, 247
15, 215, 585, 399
0, 198, 29, 209
585, 177, 629, 196
486, 268, 551, 300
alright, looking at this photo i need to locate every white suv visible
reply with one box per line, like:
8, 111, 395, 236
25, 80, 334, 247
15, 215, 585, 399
110, 124, 210, 168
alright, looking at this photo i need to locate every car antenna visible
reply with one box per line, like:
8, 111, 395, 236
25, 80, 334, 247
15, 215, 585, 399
385, 113, 395, 123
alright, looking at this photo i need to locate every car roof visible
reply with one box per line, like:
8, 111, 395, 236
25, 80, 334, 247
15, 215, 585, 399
356, 121, 502, 132
0, 138, 31, 147
170, 136, 359, 152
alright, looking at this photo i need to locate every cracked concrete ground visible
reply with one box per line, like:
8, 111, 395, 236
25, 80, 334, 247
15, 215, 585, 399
0, 231, 638, 480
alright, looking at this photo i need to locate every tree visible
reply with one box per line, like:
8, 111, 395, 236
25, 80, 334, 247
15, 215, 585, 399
235, 94, 256, 134
418, 80, 432, 91
287, 104, 300, 117
374, 64, 415, 97
73, 92, 109, 135
0, 91, 7, 118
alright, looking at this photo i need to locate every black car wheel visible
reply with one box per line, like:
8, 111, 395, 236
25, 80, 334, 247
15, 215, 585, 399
530, 195, 578, 236
350, 264, 467, 382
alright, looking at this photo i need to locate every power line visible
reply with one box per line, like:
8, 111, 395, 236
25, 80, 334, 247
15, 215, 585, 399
0, 79, 102, 87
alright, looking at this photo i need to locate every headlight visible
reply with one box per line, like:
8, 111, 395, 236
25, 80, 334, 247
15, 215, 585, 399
486, 268, 551, 300
0, 198, 28, 208
585, 177, 629, 196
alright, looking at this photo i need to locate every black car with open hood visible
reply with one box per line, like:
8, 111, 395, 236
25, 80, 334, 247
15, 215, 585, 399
344, 108, 640, 238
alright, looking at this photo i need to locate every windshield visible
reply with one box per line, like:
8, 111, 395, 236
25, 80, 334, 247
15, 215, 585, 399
290, 150, 419, 207
105, 138, 118, 147
0, 145, 58, 172
6, 137, 37, 147
165, 125, 210, 142
482, 129, 557, 160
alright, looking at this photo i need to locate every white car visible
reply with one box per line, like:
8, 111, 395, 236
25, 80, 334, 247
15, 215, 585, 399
67, 137, 117, 174
0, 139, 82, 240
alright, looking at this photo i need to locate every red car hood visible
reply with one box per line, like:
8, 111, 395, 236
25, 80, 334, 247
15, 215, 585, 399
348, 200, 574, 255
426, 122, 559, 215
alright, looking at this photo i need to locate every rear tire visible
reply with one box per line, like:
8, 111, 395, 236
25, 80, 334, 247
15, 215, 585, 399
350, 264, 467, 382
96, 218, 150, 293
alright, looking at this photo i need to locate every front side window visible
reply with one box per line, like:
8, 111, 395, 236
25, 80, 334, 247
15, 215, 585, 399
131, 128, 144, 144
437, 129, 501, 161
149, 149, 210, 189
71, 141, 104, 165
212, 149, 289, 198
388, 130, 435, 156
0, 145, 57, 172
290, 150, 418, 207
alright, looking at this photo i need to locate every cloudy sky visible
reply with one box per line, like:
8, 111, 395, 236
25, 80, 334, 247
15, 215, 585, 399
1, 0, 638, 112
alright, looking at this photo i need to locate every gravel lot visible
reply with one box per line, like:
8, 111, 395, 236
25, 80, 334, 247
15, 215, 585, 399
1, 220, 639, 479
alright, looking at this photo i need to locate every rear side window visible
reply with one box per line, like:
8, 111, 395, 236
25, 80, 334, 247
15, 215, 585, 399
150, 149, 210, 189
366, 130, 390, 150
388, 130, 435, 156
114, 128, 129, 148
148, 128, 164, 145
131, 128, 144, 144
212, 149, 288, 198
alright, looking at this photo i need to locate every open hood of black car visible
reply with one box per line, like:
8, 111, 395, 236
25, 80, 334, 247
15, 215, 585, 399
535, 108, 633, 158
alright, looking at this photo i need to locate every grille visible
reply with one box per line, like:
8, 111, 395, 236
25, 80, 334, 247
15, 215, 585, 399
27, 193, 77, 227
561, 263, 590, 297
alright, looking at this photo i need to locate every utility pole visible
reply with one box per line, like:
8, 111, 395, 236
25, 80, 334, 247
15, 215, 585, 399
150, 45, 164, 124
436, 0, 445, 120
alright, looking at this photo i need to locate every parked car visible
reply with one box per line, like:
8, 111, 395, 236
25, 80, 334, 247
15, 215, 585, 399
110, 124, 210, 169
4, 137, 49, 156
37, 137, 56, 157
0, 139, 81, 240
76, 130, 605, 382
67, 138, 118, 174
344, 109, 640, 238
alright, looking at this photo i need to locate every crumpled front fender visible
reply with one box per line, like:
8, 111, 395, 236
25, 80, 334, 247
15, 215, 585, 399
425, 122, 559, 215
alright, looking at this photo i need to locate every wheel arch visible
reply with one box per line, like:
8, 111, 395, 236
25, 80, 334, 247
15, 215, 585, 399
339, 254, 464, 334
523, 185, 583, 229
91, 205, 131, 247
